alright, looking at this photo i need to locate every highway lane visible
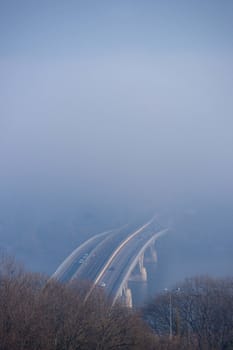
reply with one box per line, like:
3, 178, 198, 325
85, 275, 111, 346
54, 224, 132, 283
50, 229, 114, 282
71, 223, 138, 283
97, 228, 156, 294
97, 228, 168, 302
93, 218, 157, 287
81, 218, 162, 301
50, 217, 166, 306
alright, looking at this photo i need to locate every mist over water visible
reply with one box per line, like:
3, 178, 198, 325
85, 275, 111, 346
0, 1, 233, 295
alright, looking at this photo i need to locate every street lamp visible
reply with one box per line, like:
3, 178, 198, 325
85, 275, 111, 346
164, 287, 181, 340
164, 288, 172, 339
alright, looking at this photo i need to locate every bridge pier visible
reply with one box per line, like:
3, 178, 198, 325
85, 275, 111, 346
145, 245, 158, 263
138, 254, 147, 282
121, 283, 133, 308
52, 218, 168, 308
129, 252, 147, 282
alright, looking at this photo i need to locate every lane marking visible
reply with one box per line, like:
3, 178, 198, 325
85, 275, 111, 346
84, 217, 156, 302
50, 230, 113, 281
112, 228, 168, 305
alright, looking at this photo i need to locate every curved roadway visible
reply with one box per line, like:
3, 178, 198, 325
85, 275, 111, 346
50, 218, 167, 304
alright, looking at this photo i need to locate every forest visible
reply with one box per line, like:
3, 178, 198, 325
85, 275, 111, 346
0, 253, 233, 350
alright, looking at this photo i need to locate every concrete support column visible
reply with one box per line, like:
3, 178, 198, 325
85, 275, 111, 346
149, 245, 158, 263
138, 253, 147, 282
122, 283, 133, 308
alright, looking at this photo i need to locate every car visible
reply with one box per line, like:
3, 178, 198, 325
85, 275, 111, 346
99, 282, 106, 287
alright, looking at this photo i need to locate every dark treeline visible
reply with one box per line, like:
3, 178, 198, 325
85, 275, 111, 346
0, 253, 157, 350
0, 253, 233, 350
143, 276, 233, 350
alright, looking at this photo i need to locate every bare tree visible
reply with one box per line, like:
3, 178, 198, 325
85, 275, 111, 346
143, 276, 233, 350
0, 253, 160, 350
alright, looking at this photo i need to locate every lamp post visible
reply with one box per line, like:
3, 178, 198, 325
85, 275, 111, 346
164, 288, 180, 340
164, 288, 172, 339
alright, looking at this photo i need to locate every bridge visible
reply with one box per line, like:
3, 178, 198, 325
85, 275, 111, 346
51, 217, 168, 307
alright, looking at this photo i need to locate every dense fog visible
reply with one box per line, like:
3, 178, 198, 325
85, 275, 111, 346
0, 1, 233, 291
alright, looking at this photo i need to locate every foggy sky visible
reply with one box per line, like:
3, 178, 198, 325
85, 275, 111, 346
1, 1, 233, 286
0, 0, 233, 234
1, 0, 233, 216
